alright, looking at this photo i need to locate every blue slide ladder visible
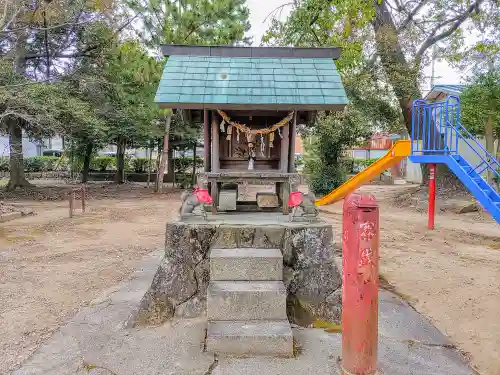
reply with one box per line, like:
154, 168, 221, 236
409, 95, 500, 224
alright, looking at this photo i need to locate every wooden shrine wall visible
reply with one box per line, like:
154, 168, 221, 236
218, 115, 284, 171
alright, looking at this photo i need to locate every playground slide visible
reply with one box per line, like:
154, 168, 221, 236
315, 140, 411, 206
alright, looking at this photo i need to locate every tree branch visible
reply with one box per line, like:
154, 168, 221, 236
24, 49, 96, 60
23, 11, 142, 61
0, 0, 9, 30
53, 11, 84, 56
1, 1, 24, 32
414, 0, 484, 67
396, 0, 429, 32
263, 2, 294, 24
2, 18, 98, 34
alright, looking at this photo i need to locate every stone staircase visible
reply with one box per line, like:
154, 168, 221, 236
206, 248, 293, 357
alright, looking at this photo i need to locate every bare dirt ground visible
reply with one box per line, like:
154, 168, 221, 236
0, 184, 180, 375
0, 182, 499, 375
320, 185, 500, 375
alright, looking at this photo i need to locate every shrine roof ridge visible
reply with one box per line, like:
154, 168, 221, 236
160, 45, 342, 60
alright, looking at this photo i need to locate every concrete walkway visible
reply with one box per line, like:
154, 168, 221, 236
13, 252, 473, 375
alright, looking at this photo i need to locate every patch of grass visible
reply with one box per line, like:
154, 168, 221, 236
82, 361, 97, 370
313, 319, 342, 333
292, 337, 303, 357
487, 241, 500, 249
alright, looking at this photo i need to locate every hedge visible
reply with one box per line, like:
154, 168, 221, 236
0, 155, 197, 174
345, 158, 380, 173
0, 156, 68, 172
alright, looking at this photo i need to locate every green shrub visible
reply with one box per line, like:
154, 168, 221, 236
352, 158, 379, 172
309, 163, 348, 196
174, 156, 203, 174
175, 173, 194, 189
91, 156, 116, 171
124, 155, 133, 173
132, 158, 152, 173
24, 156, 62, 172
0, 157, 9, 172
24, 157, 44, 172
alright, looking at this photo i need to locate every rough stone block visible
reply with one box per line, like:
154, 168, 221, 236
238, 227, 256, 247
282, 225, 335, 268
256, 192, 279, 208
252, 227, 284, 249
218, 190, 237, 211
140, 220, 341, 326
206, 320, 293, 357
207, 281, 287, 321
214, 226, 238, 248
210, 248, 283, 281
165, 222, 216, 265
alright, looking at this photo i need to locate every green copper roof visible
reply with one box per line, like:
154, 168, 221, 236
155, 55, 348, 110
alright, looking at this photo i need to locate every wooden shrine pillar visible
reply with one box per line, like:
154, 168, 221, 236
288, 111, 297, 173
203, 109, 211, 172
211, 111, 220, 172
280, 116, 290, 172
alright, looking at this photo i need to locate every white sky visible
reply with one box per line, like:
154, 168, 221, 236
245, 0, 463, 94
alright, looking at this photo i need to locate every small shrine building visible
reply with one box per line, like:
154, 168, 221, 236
155, 45, 348, 214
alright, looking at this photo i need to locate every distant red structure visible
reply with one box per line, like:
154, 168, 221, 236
366, 134, 393, 150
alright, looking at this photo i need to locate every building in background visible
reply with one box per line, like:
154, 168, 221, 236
0, 133, 154, 159
344, 133, 405, 178
345, 133, 401, 161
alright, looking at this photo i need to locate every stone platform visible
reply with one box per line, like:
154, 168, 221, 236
132, 213, 341, 327
13, 250, 474, 375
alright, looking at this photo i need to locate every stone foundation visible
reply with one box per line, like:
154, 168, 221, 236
133, 219, 341, 327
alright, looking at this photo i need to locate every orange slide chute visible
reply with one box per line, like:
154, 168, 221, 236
314, 140, 411, 206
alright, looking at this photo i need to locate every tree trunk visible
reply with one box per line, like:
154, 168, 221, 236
372, 0, 462, 190
496, 138, 500, 165
372, 0, 421, 134
5, 117, 32, 190
6, 33, 31, 191
485, 115, 495, 185
146, 146, 152, 188
191, 142, 197, 187
81, 142, 93, 183
155, 114, 172, 193
115, 137, 126, 184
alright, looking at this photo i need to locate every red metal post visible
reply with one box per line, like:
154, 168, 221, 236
341, 193, 379, 375
428, 164, 437, 230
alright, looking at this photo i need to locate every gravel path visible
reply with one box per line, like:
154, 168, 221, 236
0, 186, 180, 374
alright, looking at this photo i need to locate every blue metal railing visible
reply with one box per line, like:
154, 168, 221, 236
452, 119, 500, 180
411, 95, 500, 181
411, 96, 459, 155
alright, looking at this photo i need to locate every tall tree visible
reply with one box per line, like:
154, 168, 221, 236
83, 39, 163, 183
127, 0, 251, 191
0, 57, 104, 188
460, 71, 500, 185
265, 0, 500, 133
1, 0, 133, 188
127, 0, 252, 47
265, 0, 500, 186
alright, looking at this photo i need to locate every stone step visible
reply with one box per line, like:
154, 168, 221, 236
206, 320, 293, 357
207, 281, 287, 321
210, 248, 283, 281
